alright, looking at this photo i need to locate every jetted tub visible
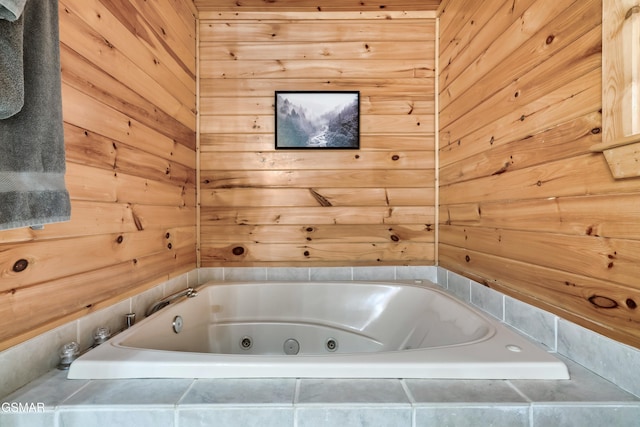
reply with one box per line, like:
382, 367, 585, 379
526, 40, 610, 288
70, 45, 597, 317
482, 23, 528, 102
68, 280, 569, 379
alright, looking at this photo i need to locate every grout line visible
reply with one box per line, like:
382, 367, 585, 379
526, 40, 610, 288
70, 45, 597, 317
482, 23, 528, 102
57, 380, 93, 407
505, 379, 533, 404
554, 316, 559, 353
293, 378, 301, 408
176, 379, 197, 407
400, 379, 416, 405
501, 293, 506, 322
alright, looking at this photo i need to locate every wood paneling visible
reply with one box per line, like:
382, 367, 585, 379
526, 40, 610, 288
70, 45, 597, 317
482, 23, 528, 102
439, 0, 640, 349
199, 10, 436, 266
594, 0, 640, 179
194, 0, 441, 12
0, 0, 197, 351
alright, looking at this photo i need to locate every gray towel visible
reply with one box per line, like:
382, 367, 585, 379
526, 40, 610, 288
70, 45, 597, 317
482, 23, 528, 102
0, 0, 71, 230
0, 11, 24, 118
0, 0, 27, 21
0, 0, 28, 118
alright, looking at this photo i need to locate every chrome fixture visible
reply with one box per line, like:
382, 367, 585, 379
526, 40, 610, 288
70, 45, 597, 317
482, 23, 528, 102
125, 313, 136, 329
283, 338, 300, 355
146, 287, 198, 316
240, 336, 253, 350
92, 326, 111, 347
172, 315, 184, 334
57, 342, 80, 370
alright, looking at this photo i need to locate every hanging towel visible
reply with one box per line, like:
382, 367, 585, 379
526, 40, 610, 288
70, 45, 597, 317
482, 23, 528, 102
0, 0, 71, 230
0, 0, 27, 21
0, 0, 29, 118
0, 9, 24, 118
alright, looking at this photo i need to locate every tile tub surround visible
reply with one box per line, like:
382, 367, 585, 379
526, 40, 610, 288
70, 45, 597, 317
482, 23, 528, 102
1, 359, 640, 427
1, 266, 640, 424
438, 269, 640, 398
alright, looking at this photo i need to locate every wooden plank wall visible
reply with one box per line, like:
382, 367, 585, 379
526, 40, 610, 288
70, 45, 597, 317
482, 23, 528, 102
198, 8, 437, 266
0, 0, 197, 351
194, 0, 441, 12
438, 0, 640, 348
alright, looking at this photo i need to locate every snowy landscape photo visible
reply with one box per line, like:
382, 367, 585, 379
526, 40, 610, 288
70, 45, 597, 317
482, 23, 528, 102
275, 91, 360, 149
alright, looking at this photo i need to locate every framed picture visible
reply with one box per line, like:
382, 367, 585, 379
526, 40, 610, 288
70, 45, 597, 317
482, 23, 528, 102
275, 91, 360, 149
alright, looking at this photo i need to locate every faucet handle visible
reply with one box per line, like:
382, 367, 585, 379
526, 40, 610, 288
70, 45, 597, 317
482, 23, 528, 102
92, 326, 111, 347
57, 342, 80, 370
125, 313, 136, 329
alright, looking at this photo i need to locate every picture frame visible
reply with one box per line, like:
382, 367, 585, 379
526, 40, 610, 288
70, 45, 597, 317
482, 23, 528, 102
275, 91, 360, 149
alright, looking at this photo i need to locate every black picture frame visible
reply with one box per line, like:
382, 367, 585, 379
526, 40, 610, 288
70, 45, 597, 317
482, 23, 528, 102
275, 91, 360, 149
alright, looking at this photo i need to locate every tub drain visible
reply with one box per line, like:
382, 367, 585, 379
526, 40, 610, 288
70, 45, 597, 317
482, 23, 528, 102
283, 338, 300, 355
240, 336, 253, 350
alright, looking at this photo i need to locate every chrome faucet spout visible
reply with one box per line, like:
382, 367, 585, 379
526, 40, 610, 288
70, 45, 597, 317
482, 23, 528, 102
146, 287, 198, 317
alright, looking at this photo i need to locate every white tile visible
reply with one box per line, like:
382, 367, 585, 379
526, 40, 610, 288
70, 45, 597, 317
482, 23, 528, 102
406, 379, 526, 403
131, 285, 164, 321
436, 267, 448, 288
198, 267, 223, 284
296, 407, 412, 427
353, 266, 396, 280
297, 379, 410, 404
180, 408, 294, 427
504, 296, 556, 350
447, 272, 471, 302
162, 273, 189, 296
415, 406, 529, 427
0, 411, 56, 427
61, 379, 192, 406
470, 280, 504, 320
1, 369, 87, 408
532, 405, 640, 427
186, 268, 198, 286
59, 409, 174, 427
511, 358, 640, 403
180, 379, 296, 405
558, 319, 640, 397
266, 267, 310, 281
395, 266, 438, 282
309, 267, 352, 281
0, 322, 76, 399
224, 267, 267, 281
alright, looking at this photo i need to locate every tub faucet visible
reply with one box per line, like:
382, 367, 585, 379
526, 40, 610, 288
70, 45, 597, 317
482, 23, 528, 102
146, 287, 198, 317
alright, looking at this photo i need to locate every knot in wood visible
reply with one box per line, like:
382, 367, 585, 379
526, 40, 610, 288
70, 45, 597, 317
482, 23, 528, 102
588, 295, 618, 309
625, 5, 640, 19
232, 246, 245, 256
13, 259, 29, 272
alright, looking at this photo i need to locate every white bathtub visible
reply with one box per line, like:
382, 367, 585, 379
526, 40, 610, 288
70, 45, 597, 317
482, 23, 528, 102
68, 280, 569, 379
